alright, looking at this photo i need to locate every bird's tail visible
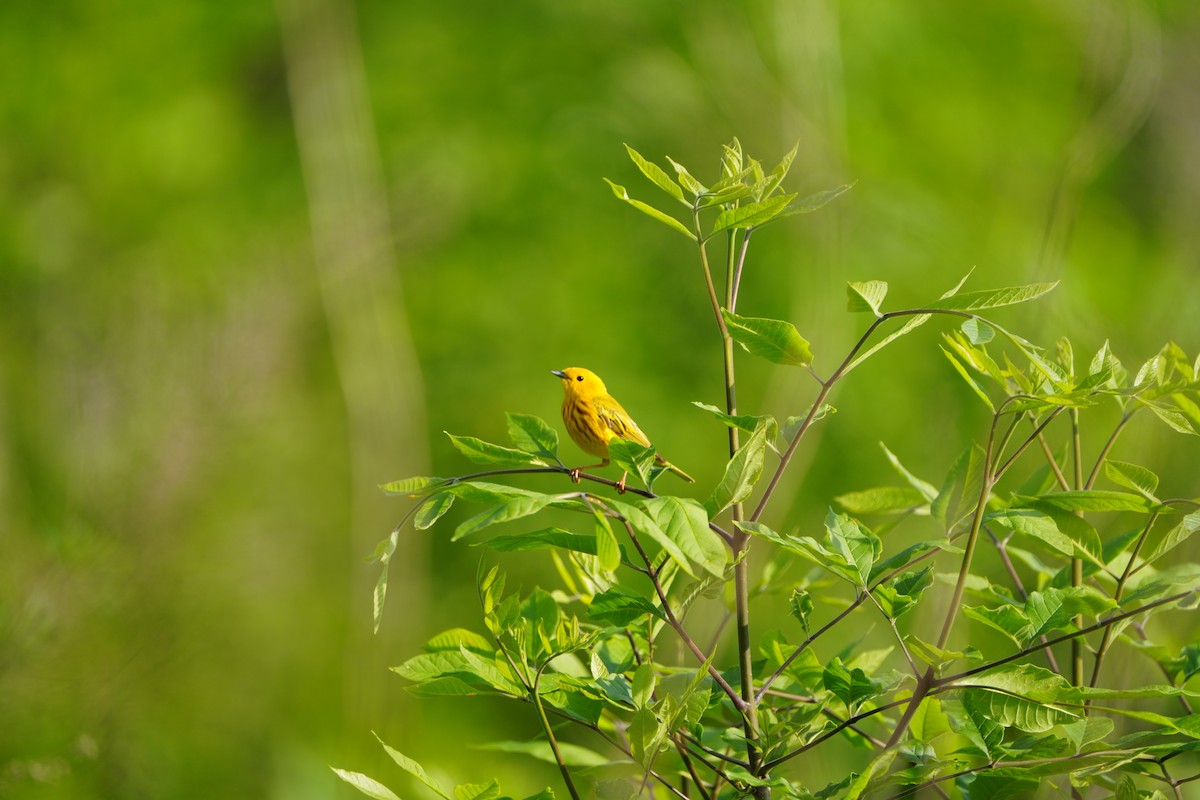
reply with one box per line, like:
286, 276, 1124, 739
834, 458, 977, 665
656, 455, 695, 483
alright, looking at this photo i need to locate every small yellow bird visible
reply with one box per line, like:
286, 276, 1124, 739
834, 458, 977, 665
551, 367, 695, 490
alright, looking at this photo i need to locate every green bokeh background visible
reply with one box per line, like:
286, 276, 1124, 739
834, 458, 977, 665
3, 2, 1198, 797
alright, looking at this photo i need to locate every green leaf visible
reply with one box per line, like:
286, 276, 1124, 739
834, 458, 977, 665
926, 282, 1058, 311
445, 432, 546, 467
453, 494, 556, 540
642, 496, 727, 578
941, 346, 996, 412
835, 485, 928, 515
957, 775, 1040, 800
480, 526, 597, 555
665, 156, 705, 196
331, 768, 402, 800
454, 780, 501, 800
377, 736, 453, 799
1023, 586, 1117, 643
1029, 490, 1154, 513
963, 603, 1031, 646
823, 657, 881, 710
607, 437, 656, 488
691, 401, 778, 443
623, 144, 686, 203
379, 476, 446, 496
825, 510, 882, 586
632, 662, 656, 707
880, 443, 940, 502
931, 444, 987, 529
424, 627, 495, 653
789, 588, 814, 635
709, 194, 795, 238
1144, 511, 1200, 567
987, 508, 1105, 570
909, 696, 953, 744
588, 586, 663, 626
722, 310, 814, 368
415, 492, 455, 530
779, 183, 854, 217
505, 413, 559, 460
846, 280, 888, 316
1104, 460, 1160, 501
522, 791, 556, 800
905, 636, 981, 669
476, 739, 617, 768
1122, 563, 1200, 605
963, 687, 1077, 733
591, 509, 621, 572
604, 178, 696, 240
961, 317, 995, 345
954, 663, 1072, 703
609, 498, 696, 578
756, 140, 798, 198
949, 693, 1004, 759
705, 421, 769, 517
873, 566, 933, 619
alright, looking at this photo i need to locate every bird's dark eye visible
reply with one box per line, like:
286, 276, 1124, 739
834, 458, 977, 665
576, 375, 584, 382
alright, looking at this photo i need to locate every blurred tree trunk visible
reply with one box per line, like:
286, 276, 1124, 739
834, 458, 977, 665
276, 0, 428, 754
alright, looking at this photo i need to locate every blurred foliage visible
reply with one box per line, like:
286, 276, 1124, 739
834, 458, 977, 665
1, 1, 1197, 798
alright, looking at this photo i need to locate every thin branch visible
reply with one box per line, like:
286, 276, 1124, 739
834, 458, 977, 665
1084, 412, 1134, 488
984, 526, 1061, 673
935, 590, 1193, 688
750, 308, 984, 524
1033, 424, 1072, 491
1088, 510, 1160, 691
761, 697, 912, 772
622, 519, 748, 713
429, 466, 736, 545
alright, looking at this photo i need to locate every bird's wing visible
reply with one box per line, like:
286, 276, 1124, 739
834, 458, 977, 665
596, 398, 652, 447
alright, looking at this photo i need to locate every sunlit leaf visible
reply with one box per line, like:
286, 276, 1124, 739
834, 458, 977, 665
480, 527, 597, 556
454, 780, 501, 800
453, 493, 556, 540
446, 432, 546, 467
1101, 460, 1159, 501
477, 739, 619, 768
1023, 586, 1116, 643
331, 768, 402, 800
642, 495, 727, 578
604, 178, 696, 240
505, 412, 559, 461
823, 657, 881, 710
961, 317, 996, 345
609, 498, 696, 578
415, 491, 455, 530
624, 144, 685, 203
709, 194, 795, 238
931, 443, 987, 529
926, 282, 1058, 311
722, 310, 814, 367
789, 588, 814, 635
846, 280, 888, 316
379, 476, 447, 496
705, 421, 769, 517
1028, 490, 1154, 514
835, 486, 929, 515
377, 735, 453, 799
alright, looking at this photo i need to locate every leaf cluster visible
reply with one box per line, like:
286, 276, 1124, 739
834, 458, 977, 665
340, 143, 1200, 800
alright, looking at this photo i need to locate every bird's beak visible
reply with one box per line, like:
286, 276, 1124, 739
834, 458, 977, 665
550, 369, 568, 380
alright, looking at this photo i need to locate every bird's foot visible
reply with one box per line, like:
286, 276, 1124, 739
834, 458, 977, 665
616, 472, 628, 494
569, 467, 582, 484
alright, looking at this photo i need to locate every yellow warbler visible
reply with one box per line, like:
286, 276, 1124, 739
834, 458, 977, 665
551, 367, 695, 490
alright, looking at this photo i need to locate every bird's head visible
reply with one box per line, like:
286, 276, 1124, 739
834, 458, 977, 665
551, 367, 607, 398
